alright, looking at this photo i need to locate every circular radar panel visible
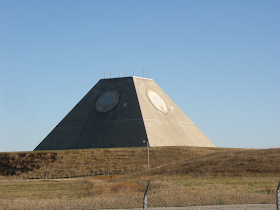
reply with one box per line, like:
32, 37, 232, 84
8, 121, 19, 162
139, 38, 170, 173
147, 90, 168, 113
95, 90, 120, 113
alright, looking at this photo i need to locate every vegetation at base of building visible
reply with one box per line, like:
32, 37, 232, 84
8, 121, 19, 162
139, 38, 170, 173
0, 147, 279, 208
0, 147, 279, 179
0, 176, 278, 201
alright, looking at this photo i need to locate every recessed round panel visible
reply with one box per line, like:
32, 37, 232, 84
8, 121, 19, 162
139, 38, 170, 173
147, 90, 168, 113
102, 95, 114, 106
95, 90, 120, 113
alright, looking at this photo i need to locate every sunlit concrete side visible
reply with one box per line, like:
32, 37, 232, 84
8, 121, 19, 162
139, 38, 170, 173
133, 77, 214, 147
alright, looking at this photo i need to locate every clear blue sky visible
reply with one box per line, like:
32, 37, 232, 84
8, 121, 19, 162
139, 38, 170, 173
0, 0, 279, 152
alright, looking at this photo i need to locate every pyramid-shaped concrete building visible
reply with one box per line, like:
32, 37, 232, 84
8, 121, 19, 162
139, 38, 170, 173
34, 77, 214, 150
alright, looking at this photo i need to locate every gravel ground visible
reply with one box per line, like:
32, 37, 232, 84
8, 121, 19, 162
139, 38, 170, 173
109, 204, 276, 210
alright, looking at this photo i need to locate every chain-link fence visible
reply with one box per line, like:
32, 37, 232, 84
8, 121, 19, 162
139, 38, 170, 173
4, 171, 136, 181
277, 181, 280, 210
0, 192, 276, 209
0, 179, 278, 210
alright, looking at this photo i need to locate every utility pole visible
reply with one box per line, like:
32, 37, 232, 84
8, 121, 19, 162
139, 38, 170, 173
143, 140, 150, 170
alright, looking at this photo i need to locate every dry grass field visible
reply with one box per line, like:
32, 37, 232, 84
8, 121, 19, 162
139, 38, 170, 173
0, 175, 278, 200
0, 146, 279, 209
0, 146, 221, 179
1, 146, 279, 179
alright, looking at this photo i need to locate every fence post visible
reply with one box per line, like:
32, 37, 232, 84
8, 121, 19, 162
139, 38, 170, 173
143, 180, 150, 210
277, 181, 280, 210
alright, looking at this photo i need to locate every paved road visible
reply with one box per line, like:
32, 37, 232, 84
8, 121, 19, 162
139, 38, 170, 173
107, 204, 275, 210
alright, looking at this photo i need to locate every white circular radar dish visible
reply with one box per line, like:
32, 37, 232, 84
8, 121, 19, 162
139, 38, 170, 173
95, 90, 120, 113
147, 90, 168, 113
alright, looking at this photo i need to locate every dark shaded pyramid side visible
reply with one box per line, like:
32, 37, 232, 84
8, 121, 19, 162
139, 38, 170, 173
34, 77, 148, 150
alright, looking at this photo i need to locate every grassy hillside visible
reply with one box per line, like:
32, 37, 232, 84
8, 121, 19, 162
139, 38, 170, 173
1, 147, 279, 179
1, 147, 279, 209
130, 147, 280, 178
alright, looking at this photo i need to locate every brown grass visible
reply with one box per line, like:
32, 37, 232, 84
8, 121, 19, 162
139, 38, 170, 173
111, 182, 142, 192
0, 146, 221, 179
1, 147, 280, 180
0, 176, 278, 209
1, 176, 278, 200
126, 148, 280, 179
0, 146, 279, 208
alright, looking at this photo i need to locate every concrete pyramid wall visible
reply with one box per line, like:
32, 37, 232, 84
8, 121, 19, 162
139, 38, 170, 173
34, 77, 214, 151
133, 77, 214, 147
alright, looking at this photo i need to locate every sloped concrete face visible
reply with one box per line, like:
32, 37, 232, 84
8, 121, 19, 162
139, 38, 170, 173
34, 77, 148, 150
34, 76, 214, 151
133, 77, 214, 147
